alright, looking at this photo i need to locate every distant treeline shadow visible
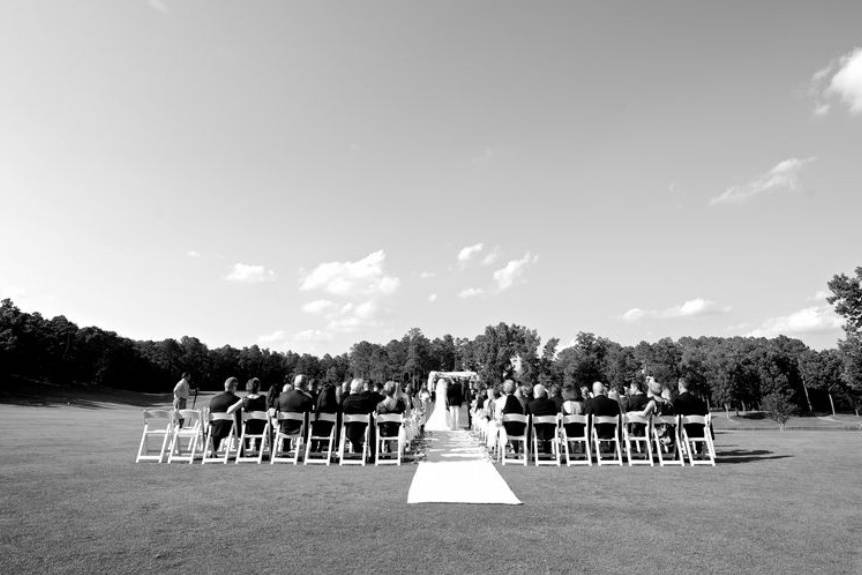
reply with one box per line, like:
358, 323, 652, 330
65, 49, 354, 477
716, 448, 792, 464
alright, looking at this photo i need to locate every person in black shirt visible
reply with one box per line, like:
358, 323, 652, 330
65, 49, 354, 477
239, 377, 267, 450
584, 381, 620, 440
208, 377, 243, 451
311, 383, 339, 446
276, 376, 314, 435
527, 384, 559, 454
673, 377, 710, 448
624, 380, 649, 413
500, 380, 526, 454
342, 379, 374, 453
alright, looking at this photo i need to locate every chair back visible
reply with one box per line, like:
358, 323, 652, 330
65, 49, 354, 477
375, 414, 403, 425
209, 412, 234, 422
562, 414, 589, 426
277, 412, 306, 424
243, 410, 269, 422
593, 415, 619, 426
531, 415, 559, 426
177, 409, 202, 428
680, 415, 707, 426
623, 413, 650, 425
502, 413, 528, 425
342, 413, 370, 425
653, 415, 679, 426
314, 412, 338, 423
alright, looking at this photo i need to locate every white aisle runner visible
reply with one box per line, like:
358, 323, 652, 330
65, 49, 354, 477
407, 430, 522, 505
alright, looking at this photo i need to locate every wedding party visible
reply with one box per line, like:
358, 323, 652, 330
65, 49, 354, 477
2, 2, 862, 574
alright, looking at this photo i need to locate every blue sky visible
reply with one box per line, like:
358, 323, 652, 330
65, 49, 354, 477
1, 1, 860, 354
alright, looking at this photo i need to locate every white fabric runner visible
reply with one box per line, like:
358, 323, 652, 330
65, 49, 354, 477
407, 430, 522, 505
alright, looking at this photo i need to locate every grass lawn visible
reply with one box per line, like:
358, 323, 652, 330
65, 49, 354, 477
1, 395, 861, 574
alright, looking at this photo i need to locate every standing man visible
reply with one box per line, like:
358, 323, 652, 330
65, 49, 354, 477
173, 372, 193, 411
173, 372, 194, 426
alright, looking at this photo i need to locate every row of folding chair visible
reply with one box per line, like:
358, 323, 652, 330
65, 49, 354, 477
478, 413, 716, 467
136, 409, 408, 466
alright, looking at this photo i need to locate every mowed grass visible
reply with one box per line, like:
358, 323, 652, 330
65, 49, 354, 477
1, 399, 861, 575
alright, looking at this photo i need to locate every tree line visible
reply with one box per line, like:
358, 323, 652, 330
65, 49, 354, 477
1, 267, 860, 414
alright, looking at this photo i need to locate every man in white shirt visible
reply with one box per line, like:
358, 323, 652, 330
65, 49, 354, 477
173, 372, 193, 410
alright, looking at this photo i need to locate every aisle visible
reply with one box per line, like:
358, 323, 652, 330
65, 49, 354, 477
407, 430, 522, 505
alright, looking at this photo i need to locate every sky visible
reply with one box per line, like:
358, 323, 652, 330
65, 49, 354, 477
1, 1, 860, 355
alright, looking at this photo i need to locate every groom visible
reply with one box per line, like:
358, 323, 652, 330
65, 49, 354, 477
447, 379, 464, 430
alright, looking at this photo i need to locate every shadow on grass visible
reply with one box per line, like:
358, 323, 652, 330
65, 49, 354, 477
716, 448, 793, 464
0, 383, 173, 409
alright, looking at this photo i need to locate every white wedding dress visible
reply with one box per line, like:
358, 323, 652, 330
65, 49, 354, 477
424, 379, 452, 431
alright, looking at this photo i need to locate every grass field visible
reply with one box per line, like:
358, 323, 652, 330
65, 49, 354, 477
1, 393, 861, 574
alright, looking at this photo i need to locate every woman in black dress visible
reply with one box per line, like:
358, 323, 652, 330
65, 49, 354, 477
242, 378, 268, 449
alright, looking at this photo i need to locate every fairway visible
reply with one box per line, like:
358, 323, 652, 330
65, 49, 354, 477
1, 399, 860, 574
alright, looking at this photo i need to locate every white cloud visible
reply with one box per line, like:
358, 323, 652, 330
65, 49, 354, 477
621, 308, 646, 322
457, 243, 484, 263
325, 300, 379, 333
747, 305, 842, 338
428, 293, 438, 303
186, 250, 200, 258
299, 250, 400, 297
811, 47, 862, 116
710, 157, 815, 205
621, 298, 731, 322
258, 330, 287, 344
225, 263, 275, 283
808, 289, 832, 302
419, 271, 436, 279
301, 299, 335, 314
493, 252, 538, 291
458, 287, 484, 299
257, 328, 334, 351
481, 247, 501, 266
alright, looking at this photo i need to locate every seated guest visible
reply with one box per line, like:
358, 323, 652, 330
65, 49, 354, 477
312, 382, 338, 432
549, 385, 564, 413
584, 381, 620, 440
515, 384, 530, 412
266, 381, 281, 411
561, 385, 586, 442
276, 375, 314, 437
580, 385, 592, 401
528, 384, 558, 453
369, 381, 385, 409
342, 378, 374, 452
499, 379, 526, 453
642, 377, 674, 417
673, 377, 709, 442
241, 378, 268, 445
376, 381, 405, 439
208, 377, 243, 450
624, 380, 649, 413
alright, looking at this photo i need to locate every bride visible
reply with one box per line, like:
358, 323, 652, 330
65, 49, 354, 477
424, 375, 452, 431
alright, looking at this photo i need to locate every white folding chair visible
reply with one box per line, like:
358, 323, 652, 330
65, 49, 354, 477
202, 412, 238, 464
653, 415, 685, 466
235, 411, 272, 464
680, 414, 716, 466
271, 412, 307, 465
622, 413, 654, 467
531, 415, 561, 467
591, 415, 623, 466
374, 413, 404, 466
339, 413, 371, 466
561, 414, 592, 466
167, 409, 204, 464
136, 409, 173, 463
304, 412, 338, 465
500, 414, 528, 466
